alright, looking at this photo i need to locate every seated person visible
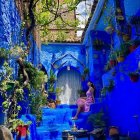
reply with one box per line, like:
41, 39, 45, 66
72, 81, 95, 120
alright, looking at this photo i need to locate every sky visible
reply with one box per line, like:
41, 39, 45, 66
76, 0, 94, 37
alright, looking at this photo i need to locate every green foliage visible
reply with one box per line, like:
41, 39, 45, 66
0, 48, 9, 59
8, 119, 31, 132
30, 93, 47, 122
48, 70, 56, 93
33, 0, 81, 42
83, 68, 89, 75
0, 62, 25, 128
88, 109, 107, 128
101, 80, 115, 96
19, 62, 46, 90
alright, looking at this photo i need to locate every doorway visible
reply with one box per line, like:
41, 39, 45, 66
57, 67, 81, 104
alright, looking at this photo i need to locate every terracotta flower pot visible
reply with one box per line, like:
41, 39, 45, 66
130, 75, 139, 82
122, 34, 131, 42
117, 56, 124, 63
16, 125, 28, 137
109, 126, 119, 136
129, 45, 138, 53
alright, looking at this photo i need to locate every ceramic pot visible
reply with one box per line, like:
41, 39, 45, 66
109, 126, 119, 136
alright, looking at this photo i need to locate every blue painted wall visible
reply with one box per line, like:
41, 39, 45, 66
40, 43, 86, 77
102, 46, 140, 137
82, 0, 140, 137
0, 0, 40, 124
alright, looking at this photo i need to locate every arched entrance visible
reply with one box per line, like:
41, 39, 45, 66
57, 67, 81, 104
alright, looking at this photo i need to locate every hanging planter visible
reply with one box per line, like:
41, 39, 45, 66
129, 72, 139, 82
105, 25, 114, 34
116, 8, 124, 21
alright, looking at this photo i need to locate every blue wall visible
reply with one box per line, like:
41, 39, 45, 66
40, 43, 86, 77
82, 0, 140, 137
102, 46, 140, 136
0, 0, 40, 124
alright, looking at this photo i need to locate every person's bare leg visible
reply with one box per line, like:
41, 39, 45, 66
72, 105, 83, 120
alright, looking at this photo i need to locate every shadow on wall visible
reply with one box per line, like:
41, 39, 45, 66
102, 46, 140, 137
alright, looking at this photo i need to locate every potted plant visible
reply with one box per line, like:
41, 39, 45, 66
7, 118, 31, 139
129, 71, 139, 82
55, 87, 63, 105
88, 110, 107, 140
93, 39, 104, 50
30, 93, 47, 125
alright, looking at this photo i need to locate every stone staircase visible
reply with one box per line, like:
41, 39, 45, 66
36, 100, 102, 140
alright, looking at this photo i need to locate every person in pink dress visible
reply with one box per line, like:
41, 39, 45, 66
72, 81, 95, 120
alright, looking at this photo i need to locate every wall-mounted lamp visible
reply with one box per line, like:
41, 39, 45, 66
67, 62, 71, 71
67, 65, 70, 71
